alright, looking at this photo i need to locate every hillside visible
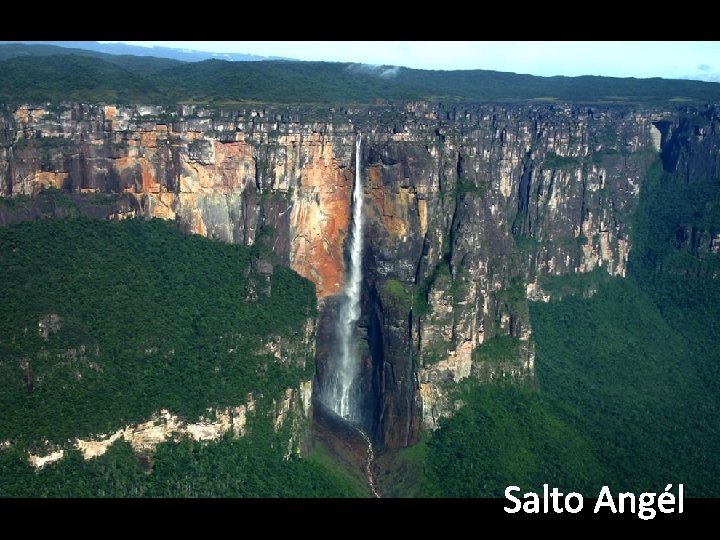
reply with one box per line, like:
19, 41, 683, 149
0, 217, 367, 496
0, 43, 183, 75
0, 41, 283, 62
1, 44, 719, 105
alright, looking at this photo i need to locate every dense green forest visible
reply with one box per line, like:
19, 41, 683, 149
1, 44, 719, 105
0, 217, 317, 446
0, 43, 183, 74
0, 418, 365, 497
402, 277, 719, 497
0, 217, 369, 497
400, 156, 720, 497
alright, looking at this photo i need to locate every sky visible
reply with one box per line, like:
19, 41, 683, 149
101, 41, 720, 82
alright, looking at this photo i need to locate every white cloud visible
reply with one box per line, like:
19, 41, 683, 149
347, 63, 401, 78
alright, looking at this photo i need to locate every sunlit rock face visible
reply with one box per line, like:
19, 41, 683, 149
1, 101, 686, 448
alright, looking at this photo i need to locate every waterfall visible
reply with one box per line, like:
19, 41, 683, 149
323, 132, 364, 421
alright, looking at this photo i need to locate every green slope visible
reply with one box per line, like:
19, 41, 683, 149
417, 275, 720, 497
0, 43, 183, 74
0, 216, 368, 496
0, 217, 316, 445
1, 49, 719, 105
0, 55, 172, 104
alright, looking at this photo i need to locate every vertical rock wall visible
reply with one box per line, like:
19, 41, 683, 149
1, 101, 678, 448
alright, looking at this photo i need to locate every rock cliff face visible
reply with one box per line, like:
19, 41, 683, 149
0, 101, 685, 449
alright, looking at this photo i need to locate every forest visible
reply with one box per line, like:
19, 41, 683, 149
1, 44, 720, 105
0, 217, 370, 497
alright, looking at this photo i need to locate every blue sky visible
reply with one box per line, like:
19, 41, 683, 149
101, 41, 720, 81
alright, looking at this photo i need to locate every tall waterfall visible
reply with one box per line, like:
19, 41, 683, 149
323, 133, 364, 421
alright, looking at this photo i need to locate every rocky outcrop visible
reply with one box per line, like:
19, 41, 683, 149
273, 379, 314, 459
27, 448, 64, 469
26, 378, 313, 468
1, 101, 687, 449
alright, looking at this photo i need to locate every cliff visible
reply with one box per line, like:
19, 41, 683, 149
0, 100, 685, 449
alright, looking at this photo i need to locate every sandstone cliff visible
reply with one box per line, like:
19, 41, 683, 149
1, 101, 686, 449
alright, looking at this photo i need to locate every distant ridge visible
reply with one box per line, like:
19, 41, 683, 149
0, 43, 719, 105
0, 41, 293, 62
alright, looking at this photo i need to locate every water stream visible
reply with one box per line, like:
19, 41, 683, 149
356, 426, 380, 498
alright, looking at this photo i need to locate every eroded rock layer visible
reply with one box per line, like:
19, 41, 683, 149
2, 101, 703, 449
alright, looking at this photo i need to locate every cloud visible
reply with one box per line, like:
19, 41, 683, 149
347, 63, 401, 79
698, 64, 712, 72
